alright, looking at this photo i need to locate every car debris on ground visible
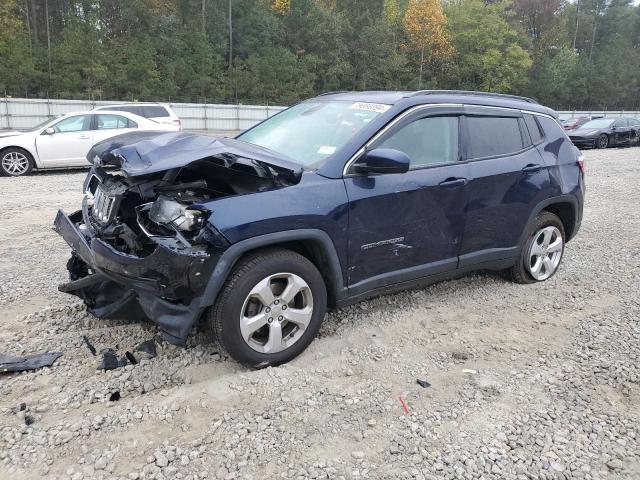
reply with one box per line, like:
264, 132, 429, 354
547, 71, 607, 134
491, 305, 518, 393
0, 351, 62, 373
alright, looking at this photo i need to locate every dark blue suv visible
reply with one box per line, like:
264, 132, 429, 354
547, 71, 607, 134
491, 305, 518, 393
54, 90, 585, 367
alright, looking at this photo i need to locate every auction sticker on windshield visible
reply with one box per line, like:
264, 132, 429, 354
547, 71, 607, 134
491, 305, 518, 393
349, 102, 391, 113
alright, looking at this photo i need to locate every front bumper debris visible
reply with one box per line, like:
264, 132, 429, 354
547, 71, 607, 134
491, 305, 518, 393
54, 209, 216, 344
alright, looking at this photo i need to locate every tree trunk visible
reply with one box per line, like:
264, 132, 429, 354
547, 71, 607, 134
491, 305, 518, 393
46, 0, 52, 90
418, 45, 424, 89
29, 0, 38, 43
201, 0, 206, 35
572, 0, 580, 50
588, 6, 599, 62
228, 0, 233, 70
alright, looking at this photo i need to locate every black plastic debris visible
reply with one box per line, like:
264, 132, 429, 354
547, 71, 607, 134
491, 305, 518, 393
109, 391, 120, 402
24, 415, 34, 426
0, 352, 62, 373
416, 379, 431, 388
98, 348, 127, 371
18, 402, 26, 411
134, 339, 157, 359
83, 335, 97, 356
124, 351, 138, 365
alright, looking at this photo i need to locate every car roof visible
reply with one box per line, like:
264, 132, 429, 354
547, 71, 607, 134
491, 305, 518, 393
314, 90, 557, 117
58, 110, 147, 120
95, 103, 168, 108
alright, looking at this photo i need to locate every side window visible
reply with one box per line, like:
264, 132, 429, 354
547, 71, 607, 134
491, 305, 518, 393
613, 119, 626, 128
523, 114, 544, 144
142, 106, 170, 118
466, 116, 525, 159
52, 115, 91, 133
96, 114, 131, 130
377, 116, 459, 168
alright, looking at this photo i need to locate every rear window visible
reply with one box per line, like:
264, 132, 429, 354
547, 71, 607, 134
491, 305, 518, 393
523, 114, 544, 144
466, 116, 525, 159
142, 106, 170, 118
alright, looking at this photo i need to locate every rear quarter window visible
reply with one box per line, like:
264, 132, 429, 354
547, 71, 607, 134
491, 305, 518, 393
537, 116, 569, 142
466, 116, 525, 159
142, 106, 170, 118
523, 114, 544, 144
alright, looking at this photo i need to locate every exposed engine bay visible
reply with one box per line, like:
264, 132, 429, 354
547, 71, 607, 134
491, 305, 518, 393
84, 151, 298, 258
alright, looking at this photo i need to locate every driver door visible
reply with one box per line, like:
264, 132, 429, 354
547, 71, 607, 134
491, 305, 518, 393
343, 107, 469, 296
36, 114, 94, 167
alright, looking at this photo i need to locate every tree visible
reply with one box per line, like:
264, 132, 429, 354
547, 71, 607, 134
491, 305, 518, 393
0, 0, 37, 96
445, 0, 532, 93
403, 0, 453, 88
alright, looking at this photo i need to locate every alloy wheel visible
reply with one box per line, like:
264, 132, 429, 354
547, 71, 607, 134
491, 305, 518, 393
598, 134, 609, 149
526, 226, 563, 281
240, 272, 314, 354
1, 151, 30, 176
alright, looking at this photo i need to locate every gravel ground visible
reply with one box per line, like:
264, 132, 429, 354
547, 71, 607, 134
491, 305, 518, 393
0, 148, 639, 480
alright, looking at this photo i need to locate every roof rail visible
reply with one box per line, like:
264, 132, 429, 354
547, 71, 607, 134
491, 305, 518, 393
316, 91, 350, 96
410, 90, 538, 104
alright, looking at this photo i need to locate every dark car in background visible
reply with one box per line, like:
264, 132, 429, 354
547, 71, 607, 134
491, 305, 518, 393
568, 117, 639, 149
562, 116, 602, 131
54, 90, 585, 367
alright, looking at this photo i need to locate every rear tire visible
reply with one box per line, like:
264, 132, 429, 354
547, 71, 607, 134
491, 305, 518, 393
209, 248, 327, 368
596, 134, 609, 149
510, 212, 565, 284
0, 148, 34, 177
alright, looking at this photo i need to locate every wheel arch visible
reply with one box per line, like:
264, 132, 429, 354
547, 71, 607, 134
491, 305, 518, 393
198, 229, 346, 310
519, 196, 580, 247
0, 145, 39, 169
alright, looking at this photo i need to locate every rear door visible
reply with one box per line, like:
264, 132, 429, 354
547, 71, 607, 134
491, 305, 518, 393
35, 114, 94, 167
344, 106, 470, 295
92, 113, 138, 144
459, 108, 551, 267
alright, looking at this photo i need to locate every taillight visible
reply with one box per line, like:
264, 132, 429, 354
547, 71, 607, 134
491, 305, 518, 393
577, 153, 585, 174
173, 119, 182, 130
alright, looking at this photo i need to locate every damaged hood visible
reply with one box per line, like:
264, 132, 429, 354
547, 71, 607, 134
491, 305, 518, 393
87, 131, 304, 178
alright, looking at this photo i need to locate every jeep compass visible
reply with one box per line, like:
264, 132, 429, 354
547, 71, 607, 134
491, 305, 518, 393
54, 90, 585, 367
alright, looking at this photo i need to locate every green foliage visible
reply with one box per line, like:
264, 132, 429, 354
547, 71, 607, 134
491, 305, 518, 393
445, 0, 532, 93
0, 0, 639, 109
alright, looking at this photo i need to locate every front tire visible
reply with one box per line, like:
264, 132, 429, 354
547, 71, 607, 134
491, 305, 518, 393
510, 212, 565, 284
210, 248, 327, 367
596, 134, 609, 149
0, 148, 34, 176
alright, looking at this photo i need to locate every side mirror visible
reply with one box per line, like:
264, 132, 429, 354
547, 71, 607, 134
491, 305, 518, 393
353, 148, 410, 175
44, 127, 55, 135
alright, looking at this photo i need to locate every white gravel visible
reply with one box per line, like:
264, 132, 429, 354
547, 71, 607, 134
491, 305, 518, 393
0, 148, 639, 480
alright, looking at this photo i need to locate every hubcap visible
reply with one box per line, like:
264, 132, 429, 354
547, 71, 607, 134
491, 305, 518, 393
240, 272, 313, 354
1, 152, 29, 176
526, 226, 563, 281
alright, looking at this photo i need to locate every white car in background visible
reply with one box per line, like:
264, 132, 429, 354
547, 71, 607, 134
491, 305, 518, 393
93, 103, 182, 130
0, 110, 176, 177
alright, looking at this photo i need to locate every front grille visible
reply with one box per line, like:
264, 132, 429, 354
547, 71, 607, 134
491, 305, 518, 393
92, 186, 117, 224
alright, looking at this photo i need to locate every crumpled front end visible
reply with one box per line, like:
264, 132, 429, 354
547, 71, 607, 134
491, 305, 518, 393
54, 132, 301, 344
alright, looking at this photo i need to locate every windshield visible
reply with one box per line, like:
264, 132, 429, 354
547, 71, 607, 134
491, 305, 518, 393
25, 116, 61, 132
581, 118, 614, 129
236, 100, 388, 166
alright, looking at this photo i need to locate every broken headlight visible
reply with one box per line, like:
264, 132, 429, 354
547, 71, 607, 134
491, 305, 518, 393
149, 196, 209, 232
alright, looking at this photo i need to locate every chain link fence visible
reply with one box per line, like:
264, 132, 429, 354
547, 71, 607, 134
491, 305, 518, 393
1, 97, 639, 132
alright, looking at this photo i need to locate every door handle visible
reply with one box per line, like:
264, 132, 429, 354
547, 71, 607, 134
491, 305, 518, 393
78, 134, 90, 139
439, 177, 467, 188
522, 164, 542, 174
